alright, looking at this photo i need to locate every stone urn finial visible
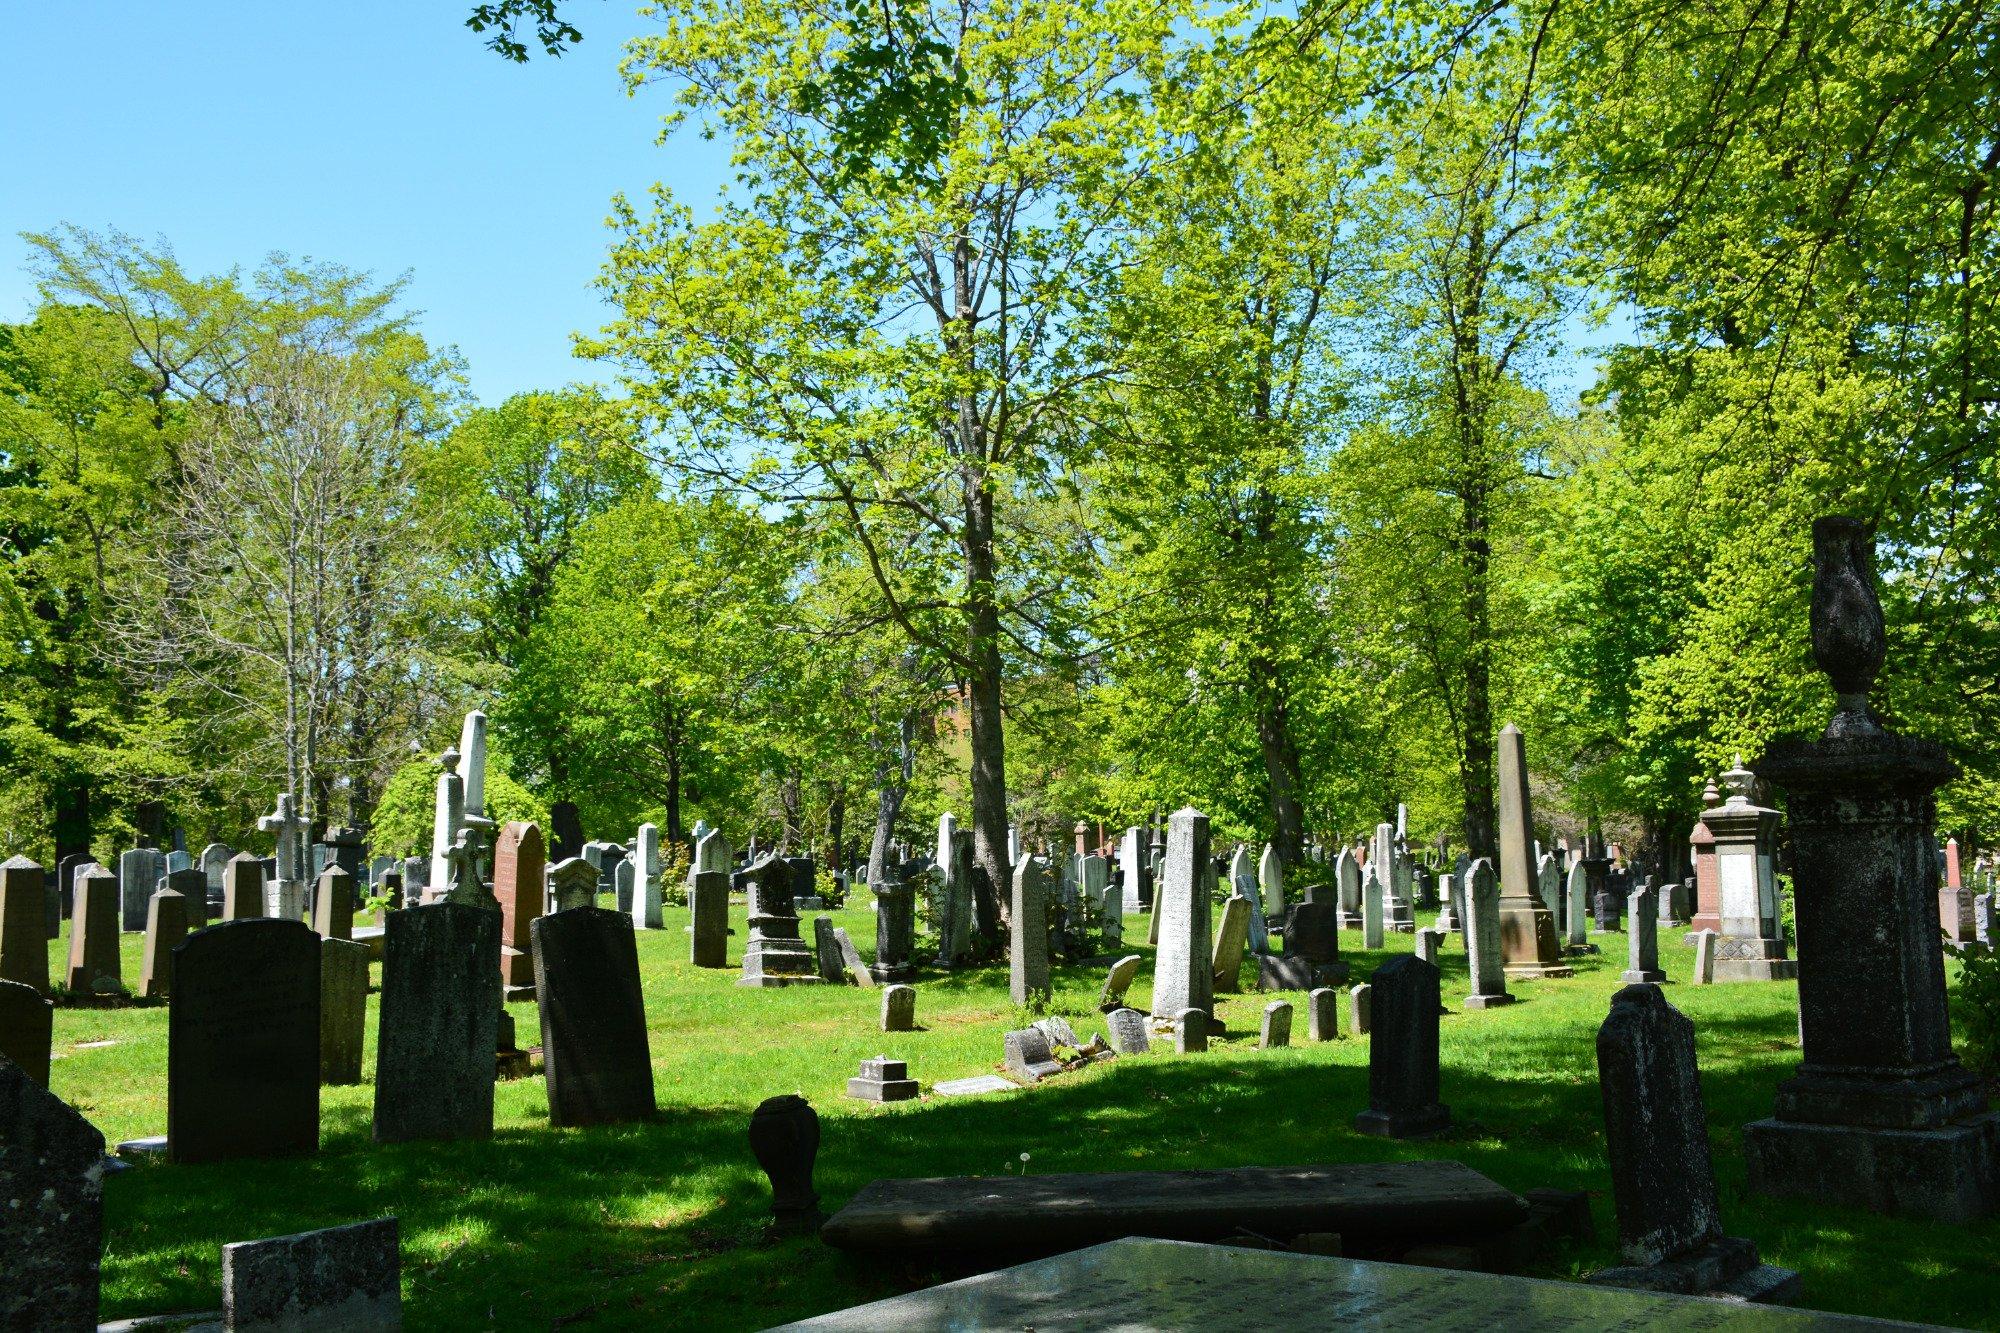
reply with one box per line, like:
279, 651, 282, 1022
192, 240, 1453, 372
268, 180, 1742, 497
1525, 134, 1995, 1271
439, 744, 461, 774
1809, 517, 1886, 738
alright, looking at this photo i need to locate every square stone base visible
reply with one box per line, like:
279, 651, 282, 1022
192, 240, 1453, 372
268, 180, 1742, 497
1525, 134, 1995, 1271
847, 1076, 919, 1102
1464, 993, 1515, 1011
1353, 1103, 1450, 1139
1743, 1112, 2000, 1222
737, 972, 826, 988
1504, 962, 1573, 979
1620, 970, 1665, 984
1588, 1236, 1799, 1305
1712, 958, 1797, 982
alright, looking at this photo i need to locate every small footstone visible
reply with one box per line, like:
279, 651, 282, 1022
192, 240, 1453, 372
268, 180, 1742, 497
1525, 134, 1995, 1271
1308, 987, 1339, 1041
1414, 927, 1444, 967
1106, 1007, 1151, 1055
881, 984, 917, 1033
221, 1216, 400, 1331
847, 1055, 920, 1102
1691, 929, 1717, 985
1004, 1027, 1063, 1083
1098, 954, 1142, 1011
1176, 1007, 1207, 1054
1348, 983, 1371, 1036
1260, 1000, 1293, 1050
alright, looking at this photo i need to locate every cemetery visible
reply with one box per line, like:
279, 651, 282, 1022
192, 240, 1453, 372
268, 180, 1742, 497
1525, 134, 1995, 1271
6, 4, 2000, 1331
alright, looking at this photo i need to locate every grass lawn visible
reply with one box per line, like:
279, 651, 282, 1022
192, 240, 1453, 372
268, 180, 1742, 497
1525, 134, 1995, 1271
44, 901, 1998, 1331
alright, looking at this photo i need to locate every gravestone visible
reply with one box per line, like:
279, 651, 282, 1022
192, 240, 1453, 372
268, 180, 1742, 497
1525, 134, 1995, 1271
494, 821, 545, 1001
1099, 954, 1141, 1011
220, 1217, 400, 1331
1308, 987, 1339, 1041
832, 926, 873, 988
1175, 1007, 1208, 1054
1495, 725, 1570, 978
1150, 809, 1213, 1021
630, 822, 663, 930
118, 846, 166, 931
1009, 856, 1051, 1006
1692, 930, 1718, 985
1260, 1000, 1293, 1050
1120, 826, 1146, 913
1287, 900, 1338, 965
847, 1056, 919, 1102
1079, 853, 1116, 951
938, 826, 974, 965
0, 857, 49, 994
223, 853, 266, 921
161, 864, 208, 931
0, 1053, 105, 1329
199, 844, 232, 908
533, 906, 656, 1127
0, 977, 53, 1086
1361, 862, 1385, 949
1259, 843, 1284, 922
138, 886, 190, 1000
1107, 1007, 1150, 1055
1211, 894, 1250, 994
690, 868, 730, 967
536, 904, 652, 1120
814, 916, 850, 985
1623, 884, 1665, 984
310, 865, 355, 942
1256, 954, 1316, 991
1354, 956, 1449, 1138
1566, 861, 1590, 949
1335, 847, 1363, 929
168, 919, 319, 1164
319, 937, 369, 1086
373, 902, 500, 1145
740, 855, 822, 987
614, 858, 635, 915
1463, 858, 1513, 1010
881, 984, 917, 1032
548, 857, 598, 912
1414, 926, 1444, 968
1349, 983, 1371, 1035
65, 867, 122, 995
1004, 1027, 1063, 1083
1591, 985, 1798, 1301
56, 853, 88, 932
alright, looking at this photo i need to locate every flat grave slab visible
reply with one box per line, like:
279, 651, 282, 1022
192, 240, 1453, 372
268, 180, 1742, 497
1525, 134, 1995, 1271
821, 1160, 1526, 1257
780, 1237, 1937, 1330
930, 1075, 1016, 1098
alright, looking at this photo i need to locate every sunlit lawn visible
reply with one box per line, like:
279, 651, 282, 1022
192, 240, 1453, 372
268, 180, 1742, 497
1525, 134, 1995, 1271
45, 900, 1998, 1331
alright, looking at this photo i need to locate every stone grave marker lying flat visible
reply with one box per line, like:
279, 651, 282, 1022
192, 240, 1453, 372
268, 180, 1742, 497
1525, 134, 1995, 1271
821, 1160, 1527, 1260
931, 1075, 1016, 1098
775, 1237, 1919, 1332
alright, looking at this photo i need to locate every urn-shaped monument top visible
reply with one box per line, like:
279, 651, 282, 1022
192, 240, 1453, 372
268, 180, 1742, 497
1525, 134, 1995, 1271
1809, 517, 1886, 737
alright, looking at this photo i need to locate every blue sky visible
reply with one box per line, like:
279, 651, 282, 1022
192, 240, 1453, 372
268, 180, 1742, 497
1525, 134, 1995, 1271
0, 2, 728, 405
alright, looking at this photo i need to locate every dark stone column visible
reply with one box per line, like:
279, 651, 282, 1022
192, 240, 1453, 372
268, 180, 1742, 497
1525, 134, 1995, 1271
1353, 955, 1449, 1138
870, 878, 917, 983
1744, 518, 1999, 1222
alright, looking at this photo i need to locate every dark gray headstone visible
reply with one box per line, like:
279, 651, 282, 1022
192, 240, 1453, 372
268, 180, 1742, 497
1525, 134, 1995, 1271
532, 906, 656, 1127
813, 915, 847, 985
220, 1216, 400, 1331
320, 938, 370, 1087
1353, 956, 1448, 1139
690, 869, 729, 967
373, 903, 500, 1144
1256, 955, 1315, 992
0, 1053, 105, 1328
118, 847, 166, 931
550, 800, 584, 864
0, 977, 54, 1087
168, 919, 320, 1164
0, 857, 48, 994
1596, 984, 1721, 1262
1287, 901, 1338, 963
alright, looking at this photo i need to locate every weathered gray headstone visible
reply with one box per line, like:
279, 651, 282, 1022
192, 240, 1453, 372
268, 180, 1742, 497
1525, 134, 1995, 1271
1175, 1007, 1208, 1054
1008, 855, 1051, 1006
1107, 1007, 1151, 1055
832, 926, 874, 988
740, 855, 821, 987
533, 906, 656, 1127
223, 852, 267, 921
138, 886, 190, 1000
1566, 860, 1591, 949
814, 916, 849, 985
1151, 809, 1213, 1021
1362, 862, 1386, 949
168, 919, 320, 1164
1286, 900, 1338, 964
548, 857, 598, 912
1260, 1000, 1293, 1050
220, 1216, 400, 1331
65, 867, 121, 994
690, 868, 729, 967
881, 984, 917, 1032
1211, 894, 1250, 994
0, 1052, 104, 1328
1098, 954, 1141, 1011
1692, 929, 1718, 985
1354, 955, 1448, 1139
319, 937, 369, 1087
1464, 858, 1513, 1010
0, 857, 49, 995
1004, 1027, 1063, 1083
1623, 883, 1665, 984
1308, 987, 1339, 1041
118, 847, 166, 931
1349, 983, 1371, 1036
1414, 926, 1443, 968
629, 822, 663, 929
0, 977, 54, 1087
373, 902, 500, 1145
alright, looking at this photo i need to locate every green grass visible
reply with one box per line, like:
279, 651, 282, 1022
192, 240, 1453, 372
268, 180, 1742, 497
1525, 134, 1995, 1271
44, 904, 1998, 1331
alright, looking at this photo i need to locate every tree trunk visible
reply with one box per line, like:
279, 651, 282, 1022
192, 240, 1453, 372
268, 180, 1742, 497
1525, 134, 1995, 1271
1251, 655, 1306, 866
963, 488, 1009, 955
1459, 483, 1497, 862
51, 779, 92, 866
827, 788, 846, 872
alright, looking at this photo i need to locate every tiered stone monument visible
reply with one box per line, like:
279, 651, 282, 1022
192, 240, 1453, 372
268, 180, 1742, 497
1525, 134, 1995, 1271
1701, 759, 1795, 981
739, 855, 822, 987
1743, 518, 1999, 1222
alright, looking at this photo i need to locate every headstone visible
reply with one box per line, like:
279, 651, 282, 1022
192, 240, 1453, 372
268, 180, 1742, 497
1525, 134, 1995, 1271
740, 855, 822, 987
0, 1052, 105, 1328
1308, 987, 1339, 1041
847, 1055, 919, 1102
881, 984, 917, 1032
1494, 725, 1570, 978
1286, 900, 1338, 964
1591, 985, 1799, 1300
56, 852, 87, 928
937, 829, 974, 966
1004, 1027, 1064, 1082
373, 902, 500, 1144
309, 865, 355, 942
168, 919, 320, 1164
1354, 955, 1449, 1138
220, 1217, 400, 1331
690, 869, 730, 967
1150, 809, 1213, 1021
1348, 983, 1371, 1036
1210, 894, 1250, 993
118, 846, 166, 931
1623, 884, 1665, 984
1463, 858, 1513, 1010
1099, 954, 1141, 1011
1536, 852, 1562, 935
1009, 856, 1051, 1006
488, 820, 546, 1003
1120, 826, 1146, 914
222, 852, 266, 921
1260, 1000, 1293, 1050
1414, 926, 1444, 968
316, 936, 369, 1088
1692, 930, 1718, 985
1106, 1007, 1151, 1055
1565, 860, 1590, 949
0, 977, 53, 1086
548, 856, 598, 912
814, 915, 849, 985
533, 906, 656, 1127
65, 867, 122, 994
832, 926, 873, 988
1258, 843, 1284, 922
1256, 955, 1315, 991
138, 885, 190, 1000
629, 823, 663, 929
1334, 847, 1363, 929
0, 857, 49, 994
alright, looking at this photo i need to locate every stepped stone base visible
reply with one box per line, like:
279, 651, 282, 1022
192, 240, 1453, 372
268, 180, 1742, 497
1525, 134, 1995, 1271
1743, 1111, 2000, 1223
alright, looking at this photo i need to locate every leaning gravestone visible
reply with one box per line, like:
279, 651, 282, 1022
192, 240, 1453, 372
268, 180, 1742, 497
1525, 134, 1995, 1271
814, 916, 850, 985
0, 1052, 105, 1329
832, 926, 873, 988
0, 857, 49, 994
533, 906, 656, 1127
0, 977, 54, 1087
1211, 895, 1250, 994
1354, 956, 1449, 1139
1260, 1000, 1293, 1050
65, 866, 122, 995
1098, 954, 1141, 1011
138, 885, 190, 1000
221, 1216, 401, 1331
373, 902, 500, 1144
1004, 1027, 1063, 1083
168, 919, 320, 1164
319, 937, 370, 1087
